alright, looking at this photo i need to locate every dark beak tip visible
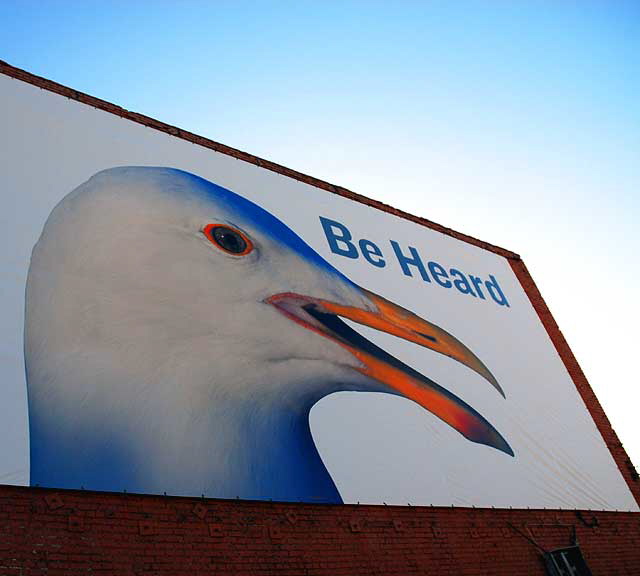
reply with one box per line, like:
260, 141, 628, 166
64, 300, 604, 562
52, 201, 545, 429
495, 436, 515, 457
485, 372, 506, 398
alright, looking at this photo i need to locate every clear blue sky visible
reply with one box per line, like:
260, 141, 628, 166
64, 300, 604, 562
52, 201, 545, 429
2, 2, 639, 465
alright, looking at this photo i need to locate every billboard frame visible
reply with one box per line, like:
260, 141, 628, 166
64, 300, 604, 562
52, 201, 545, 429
1, 59, 638, 508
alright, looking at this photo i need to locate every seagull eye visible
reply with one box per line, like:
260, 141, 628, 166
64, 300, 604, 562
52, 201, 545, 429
203, 224, 253, 256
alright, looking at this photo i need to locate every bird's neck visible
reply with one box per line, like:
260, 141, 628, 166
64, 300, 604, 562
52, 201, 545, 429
29, 357, 343, 503
225, 398, 342, 503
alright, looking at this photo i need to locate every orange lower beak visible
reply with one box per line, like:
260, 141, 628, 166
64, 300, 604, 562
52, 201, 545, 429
267, 289, 513, 457
321, 289, 504, 397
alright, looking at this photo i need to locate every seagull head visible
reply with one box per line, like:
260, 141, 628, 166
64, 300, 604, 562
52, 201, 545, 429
25, 166, 511, 499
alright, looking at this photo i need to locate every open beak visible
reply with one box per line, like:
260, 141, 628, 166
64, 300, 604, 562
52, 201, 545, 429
267, 289, 513, 457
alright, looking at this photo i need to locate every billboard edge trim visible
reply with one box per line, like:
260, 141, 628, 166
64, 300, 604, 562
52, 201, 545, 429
0, 59, 519, 260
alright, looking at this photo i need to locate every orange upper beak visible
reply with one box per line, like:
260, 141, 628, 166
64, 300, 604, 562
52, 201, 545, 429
268, 288, 513, 457
321, 289, 505, 398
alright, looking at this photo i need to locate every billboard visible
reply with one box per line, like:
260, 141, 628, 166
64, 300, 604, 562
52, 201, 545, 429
1, 68, 637, 510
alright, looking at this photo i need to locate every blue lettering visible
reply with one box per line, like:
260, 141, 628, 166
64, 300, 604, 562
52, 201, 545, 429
320, 217, 358, 259
450, 269, 476, 296
390, 241, 430, 282
428, 262, 452, 288
319, 218, 510, 309
359, 239, 386, 268
469, 275, 486, 300
485, 275, 510, 307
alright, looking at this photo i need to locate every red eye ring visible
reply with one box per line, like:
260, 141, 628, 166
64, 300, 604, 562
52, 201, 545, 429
203, 224, 253, 256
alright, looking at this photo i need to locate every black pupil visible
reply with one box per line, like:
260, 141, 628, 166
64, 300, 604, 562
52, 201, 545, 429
212, 226, 247, 254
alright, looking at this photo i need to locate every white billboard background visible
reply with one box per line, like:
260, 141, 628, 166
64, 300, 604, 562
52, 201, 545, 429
1, 73, 636, 510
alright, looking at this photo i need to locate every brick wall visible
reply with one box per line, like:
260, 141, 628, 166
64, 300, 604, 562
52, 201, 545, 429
1, 485, 639, 576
